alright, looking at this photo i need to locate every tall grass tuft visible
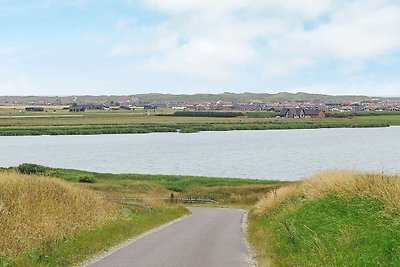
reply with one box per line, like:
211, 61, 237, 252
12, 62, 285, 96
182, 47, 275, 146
255, 170, 400, 215
0, 171, 116, 256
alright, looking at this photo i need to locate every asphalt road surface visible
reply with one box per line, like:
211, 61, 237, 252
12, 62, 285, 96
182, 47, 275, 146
86, 208, 252, 267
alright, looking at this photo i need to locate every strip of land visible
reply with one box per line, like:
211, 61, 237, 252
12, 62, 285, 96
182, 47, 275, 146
0, 115, 84, 118
0, 105, 399, 136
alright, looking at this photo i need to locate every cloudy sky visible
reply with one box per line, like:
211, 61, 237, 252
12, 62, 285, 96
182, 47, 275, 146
1, 0, 400, 96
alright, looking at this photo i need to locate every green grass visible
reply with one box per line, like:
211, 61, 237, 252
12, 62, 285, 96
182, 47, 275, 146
249, 194, 400, 267
0, 165, 285, 266
13, 165, 280, 192
356, 114, 400, 125
1, 206, 188, 267
3, 164, 285, 208
171, 111, 245, 117
0, 107, 399, 136
0, 119, 390, 136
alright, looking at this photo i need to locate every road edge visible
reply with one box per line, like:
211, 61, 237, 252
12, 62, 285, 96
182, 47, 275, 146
79, 213, 192, 267
242, 211, 257, 267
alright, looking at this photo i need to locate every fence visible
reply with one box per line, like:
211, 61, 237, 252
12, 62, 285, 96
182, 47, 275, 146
114, 197, 217, 205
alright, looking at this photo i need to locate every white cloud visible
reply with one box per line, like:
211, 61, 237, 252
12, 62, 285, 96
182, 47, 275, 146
110, 10, 261, 78
266, 0, 400, 77
250, 0, 333, 20
143, 36, 256, 78
265, 57, 314, 76
20, 0, 399, 96
108, 0, 400, 80
292, 1, 400, 60
143, 0, 247, 15
0, 75, 37, 96
110, 23, 179, 56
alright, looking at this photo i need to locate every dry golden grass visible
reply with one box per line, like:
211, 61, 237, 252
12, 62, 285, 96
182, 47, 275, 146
86, 180, 171, 199
255, 170, 400, 215
0, 172, 116, 256
179, 184, 281, 206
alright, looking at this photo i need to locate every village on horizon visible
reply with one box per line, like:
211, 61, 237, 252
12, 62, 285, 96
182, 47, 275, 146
1, 92, 399, 116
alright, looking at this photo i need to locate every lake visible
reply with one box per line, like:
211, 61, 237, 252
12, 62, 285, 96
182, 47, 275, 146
1, 127, 399, 180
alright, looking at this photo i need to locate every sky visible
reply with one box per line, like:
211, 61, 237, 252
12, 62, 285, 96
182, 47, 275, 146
0, 0, 400, 96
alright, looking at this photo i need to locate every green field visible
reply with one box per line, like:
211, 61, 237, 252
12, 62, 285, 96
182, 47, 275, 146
0, 106, 399, 136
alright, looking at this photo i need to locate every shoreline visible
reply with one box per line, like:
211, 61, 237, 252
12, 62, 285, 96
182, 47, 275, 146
0, 121, 391, 136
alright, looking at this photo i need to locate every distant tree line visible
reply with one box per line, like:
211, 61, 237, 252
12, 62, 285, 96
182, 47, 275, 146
172, 111, 245, 118
246, 111, 278, 118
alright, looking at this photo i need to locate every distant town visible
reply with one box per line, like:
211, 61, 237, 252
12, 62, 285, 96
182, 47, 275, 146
1, 93, 400, 118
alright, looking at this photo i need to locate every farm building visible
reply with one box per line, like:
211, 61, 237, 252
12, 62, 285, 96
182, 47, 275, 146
304, 108, 326, 118
25, 107, 44, 112
69, 105, 86, 112
279, 108, 305, 118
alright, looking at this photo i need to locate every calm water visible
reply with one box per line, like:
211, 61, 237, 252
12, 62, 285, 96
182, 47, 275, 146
1, 127, 399, 180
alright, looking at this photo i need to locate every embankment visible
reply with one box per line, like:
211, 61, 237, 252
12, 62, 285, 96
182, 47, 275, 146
249, 171, 400, 266
0, 171, 187, 266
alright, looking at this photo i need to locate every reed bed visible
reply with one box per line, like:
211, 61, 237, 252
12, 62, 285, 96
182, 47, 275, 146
0, 172, 116, 256
255, 170, 400, 215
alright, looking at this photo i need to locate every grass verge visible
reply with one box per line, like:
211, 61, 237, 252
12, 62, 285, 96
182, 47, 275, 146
1, 206, 188, 267
248, 171, 400, 266
0, 172, 116, 257
0, 171, 188, 267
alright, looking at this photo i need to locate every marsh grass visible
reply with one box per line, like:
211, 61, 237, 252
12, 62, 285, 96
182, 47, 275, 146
0, 110, 397, 136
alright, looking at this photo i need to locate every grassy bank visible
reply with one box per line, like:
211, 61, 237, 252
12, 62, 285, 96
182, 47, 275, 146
0, 172, 115, 256
2, 206, 188, 267
7, 165, 284, 206
0, 171, 188, 267
248, 171, 400, 266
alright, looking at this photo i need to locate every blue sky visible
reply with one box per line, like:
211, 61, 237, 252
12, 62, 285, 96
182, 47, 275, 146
1, 0, 400, 96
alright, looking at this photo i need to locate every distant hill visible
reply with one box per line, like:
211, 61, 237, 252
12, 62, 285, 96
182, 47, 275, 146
134, 92, 400, 103
0, 92, 399, 105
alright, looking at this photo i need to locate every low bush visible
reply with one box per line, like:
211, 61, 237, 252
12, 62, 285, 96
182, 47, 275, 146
78, 175, 96, 183
17, 163, 48, 175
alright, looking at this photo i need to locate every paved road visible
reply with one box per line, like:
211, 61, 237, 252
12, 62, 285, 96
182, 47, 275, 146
86, 208, 252, 267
